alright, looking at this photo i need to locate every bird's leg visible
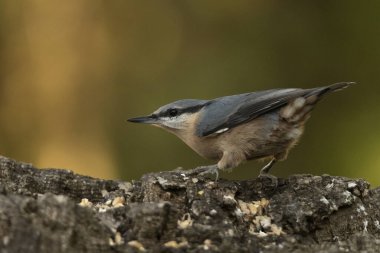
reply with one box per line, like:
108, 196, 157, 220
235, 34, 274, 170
259, 158, 278, 188
182, 164, 219, 181
260, 159, 276, 175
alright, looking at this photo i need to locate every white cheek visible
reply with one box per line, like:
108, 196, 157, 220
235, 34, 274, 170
160, 115, 187, 129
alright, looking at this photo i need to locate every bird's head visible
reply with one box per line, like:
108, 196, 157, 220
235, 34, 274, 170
128, 99, 209, 133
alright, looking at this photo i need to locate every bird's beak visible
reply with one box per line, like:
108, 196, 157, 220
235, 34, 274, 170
127, 115, 158, 124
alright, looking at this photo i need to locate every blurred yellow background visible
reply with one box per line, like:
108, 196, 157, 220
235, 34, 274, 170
0, 1, 379, 185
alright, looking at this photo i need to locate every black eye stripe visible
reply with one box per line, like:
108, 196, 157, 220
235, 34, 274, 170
168, 108, 178, 117
157, 108, 180, 118
158, 104, 207, 118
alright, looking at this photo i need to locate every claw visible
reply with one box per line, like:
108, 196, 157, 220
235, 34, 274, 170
182, 164, 219, 181
258, 173, 278, 188
198, 165, 219, 181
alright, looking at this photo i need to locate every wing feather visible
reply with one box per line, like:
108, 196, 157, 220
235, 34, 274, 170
196, 88, 308, 137
195, 82, 353, 137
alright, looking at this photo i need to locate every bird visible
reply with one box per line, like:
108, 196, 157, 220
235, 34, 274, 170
128, 82, 353, 179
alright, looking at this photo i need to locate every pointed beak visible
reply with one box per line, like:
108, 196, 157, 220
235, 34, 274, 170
127, 115, 158, 124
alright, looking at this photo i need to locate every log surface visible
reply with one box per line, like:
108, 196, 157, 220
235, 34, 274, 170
0, 156, 379, 252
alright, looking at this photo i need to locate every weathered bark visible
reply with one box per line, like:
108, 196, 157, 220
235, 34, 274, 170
0, 156, 379, 252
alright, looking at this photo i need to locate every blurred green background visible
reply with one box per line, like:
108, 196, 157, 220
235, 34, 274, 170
0, 1, 379, 185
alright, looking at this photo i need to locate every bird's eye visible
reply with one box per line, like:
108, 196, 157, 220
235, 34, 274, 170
168, 108, 178, 117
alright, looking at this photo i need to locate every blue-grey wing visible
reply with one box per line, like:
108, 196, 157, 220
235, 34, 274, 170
195, 88, 309, 137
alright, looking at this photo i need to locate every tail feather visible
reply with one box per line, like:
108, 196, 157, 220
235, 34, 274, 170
282, 82, 354, 123
326, 82, 355, 92
308, 82, 355, 98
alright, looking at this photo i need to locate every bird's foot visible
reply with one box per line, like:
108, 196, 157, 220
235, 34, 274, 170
258, 158, 278, 187
182, 165, 219, 181
258, 173, 278, 188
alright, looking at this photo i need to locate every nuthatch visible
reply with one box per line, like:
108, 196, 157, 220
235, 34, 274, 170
128, 82, 353, 179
